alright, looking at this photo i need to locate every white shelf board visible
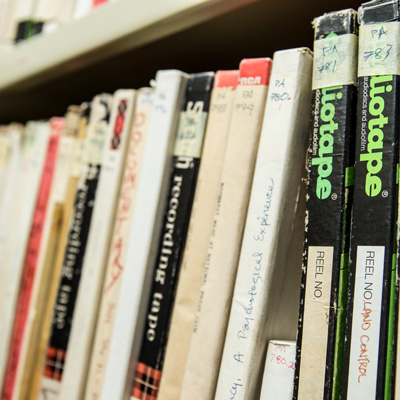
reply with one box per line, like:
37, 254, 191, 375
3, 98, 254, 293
0, 0, 256, 92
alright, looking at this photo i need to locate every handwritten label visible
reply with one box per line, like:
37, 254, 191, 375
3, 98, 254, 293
236, 252, 262, 341
234, 88, 256, 116
254, 179, 274, 241
260, 341, 296, 399
222, 179, 274, 397
313, 34, 358, 89
174, 106, 207, 157
229, 378, 243, 399
137, 90, 154, 107
154, 91, 167, 115
347, 246, 384, 398
269, 77, 292, 110
269, 343, 295, 372
85, 122, 108, 165
359, 21, 400, 77
269, 347, 295, 370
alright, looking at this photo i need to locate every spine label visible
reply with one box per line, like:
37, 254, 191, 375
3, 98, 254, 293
313, 34, 358, 89
347, 246, 385, 398
358, 21, 400, 77
298, 246, 334, 399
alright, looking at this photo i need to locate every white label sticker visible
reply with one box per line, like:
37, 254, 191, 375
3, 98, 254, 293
174, 111, 208, 158
358, 21, 400, 77
298, 246, 334, 400
85, 122, 108, 165
313, 34, 358, 89
347, 246, 385, 399
261, 341, 296, 400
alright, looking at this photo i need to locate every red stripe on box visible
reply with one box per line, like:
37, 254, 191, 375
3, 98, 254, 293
239, 58, 272, 86
1, 129, 61, 400
214, 70, 240, 89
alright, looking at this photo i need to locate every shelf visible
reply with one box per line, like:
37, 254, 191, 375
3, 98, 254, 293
0, 0, 257, 92
0, 0, 361, 123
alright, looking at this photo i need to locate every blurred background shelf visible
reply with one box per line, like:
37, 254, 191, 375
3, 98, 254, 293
0, 0, 360, 123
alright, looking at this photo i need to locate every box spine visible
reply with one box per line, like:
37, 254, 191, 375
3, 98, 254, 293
342, 3, 400, 398
214, 47, 312, 400
293, 9, 358, 400
40, 164, 101, 391
156, 70, 239, 400
39, 94, 113, 397
59, 90, 136, 400
131, 72, 214, 400
0, 125, 22, 394
180, 58, 271, 400
1, 128, 61, 400
24, 103, 89, 399
100, 70, 189, 400
0, 122, 49, 394
84, 89, 154, 400
13, 118, 78, 400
